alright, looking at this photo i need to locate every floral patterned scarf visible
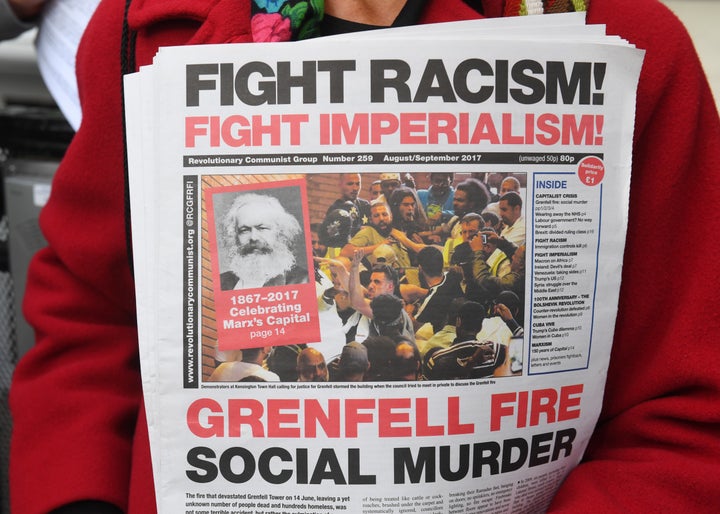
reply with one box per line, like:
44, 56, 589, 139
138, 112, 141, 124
504, 0, 588, 16
251, 0, 324, 41
249, 0, 589, 42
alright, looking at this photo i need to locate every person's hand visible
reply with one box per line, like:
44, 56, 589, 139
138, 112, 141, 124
334, 290, 351, 311
493, 302, 513, 321
484, 232, 501, 245
317, 256, 347, 270
351, 248, 364, 268
468, 233, 484, 252
403, 173, 416, 189
323, 258, 349, 289
404, 301, 418, 317
8, 0, 45, 20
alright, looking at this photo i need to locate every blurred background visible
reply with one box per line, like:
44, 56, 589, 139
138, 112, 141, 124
663, 0, 719, 103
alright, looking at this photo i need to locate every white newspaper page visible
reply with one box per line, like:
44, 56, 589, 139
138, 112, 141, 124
125, 65, 166, 494
35, 0, 100, 130
127, 20, 644, 514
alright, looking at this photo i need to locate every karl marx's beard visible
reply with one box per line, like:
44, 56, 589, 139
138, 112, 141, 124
226, 239, 296, 289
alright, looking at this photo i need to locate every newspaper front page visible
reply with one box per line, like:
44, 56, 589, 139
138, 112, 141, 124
125, 16, 644, 514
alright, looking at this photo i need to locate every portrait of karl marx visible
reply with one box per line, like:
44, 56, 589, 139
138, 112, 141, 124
217, 191, 308, 290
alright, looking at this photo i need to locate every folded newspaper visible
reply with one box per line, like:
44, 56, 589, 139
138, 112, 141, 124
124, 13, 644, 514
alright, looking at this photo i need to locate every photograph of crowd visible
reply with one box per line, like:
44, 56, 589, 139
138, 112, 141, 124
200, 172, 526, 383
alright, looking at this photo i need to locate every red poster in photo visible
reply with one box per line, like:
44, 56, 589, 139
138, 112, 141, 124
205, 178, 320, 350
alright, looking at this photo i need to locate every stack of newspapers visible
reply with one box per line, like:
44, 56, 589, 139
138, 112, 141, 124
124, 13, 643, 514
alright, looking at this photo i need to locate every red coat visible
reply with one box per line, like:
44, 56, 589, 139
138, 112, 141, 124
10, 0, 720, 512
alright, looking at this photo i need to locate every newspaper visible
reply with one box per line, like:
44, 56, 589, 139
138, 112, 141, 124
125, 15, 644, 514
